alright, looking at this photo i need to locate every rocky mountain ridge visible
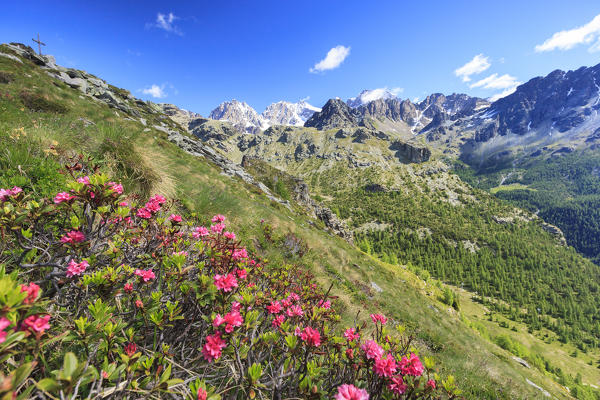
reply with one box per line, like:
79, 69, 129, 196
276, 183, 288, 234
207, 99, 321, 134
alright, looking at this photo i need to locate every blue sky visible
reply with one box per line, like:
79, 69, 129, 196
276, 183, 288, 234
2, 1, 600, 115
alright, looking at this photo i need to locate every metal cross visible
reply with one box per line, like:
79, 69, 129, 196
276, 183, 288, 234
32, 33, 46, 56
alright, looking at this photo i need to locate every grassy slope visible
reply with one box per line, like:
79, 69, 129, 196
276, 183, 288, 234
0, 46, 577, 399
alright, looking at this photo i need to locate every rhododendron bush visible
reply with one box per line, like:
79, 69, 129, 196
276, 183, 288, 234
0, 167, 461, 399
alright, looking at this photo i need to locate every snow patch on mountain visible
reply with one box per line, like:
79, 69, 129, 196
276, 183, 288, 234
209, 99, 320, 133
347, 88, 400, 108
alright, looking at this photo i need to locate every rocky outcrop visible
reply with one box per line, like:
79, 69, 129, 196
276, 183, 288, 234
158, 104, 201, 129
540, 222, 567, 246
304, 99, 362, 129
159, 127, 292, 210
390, 141, 431, 163
292, 180, 354, 243
2, 43, 148, 117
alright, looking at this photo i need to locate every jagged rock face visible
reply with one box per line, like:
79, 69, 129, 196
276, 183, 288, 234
474, 64, 600, 141
358, 98, 418, 124
207, 100, 321, 133
158, 104, 201, 129
209, 100, 268, 134
261, 101, 320, 127
390, 140, 431, 163
304, 99, 362, 129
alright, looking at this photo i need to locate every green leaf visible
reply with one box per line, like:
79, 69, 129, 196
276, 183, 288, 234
36, 378, 60, 392
159, 364, 172, 384
62, 352, 78, 379
11, 362, 33, 387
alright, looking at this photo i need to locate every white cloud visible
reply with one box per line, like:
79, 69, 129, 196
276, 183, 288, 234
454, 54, 491, 82
488, 87, 518, 102
535, 14, 600, 52
310, 45, 350, 73
469, 73, 521, 90
142, 84, 167, 98
148, 12, 183, 36
390, 87, 404, 96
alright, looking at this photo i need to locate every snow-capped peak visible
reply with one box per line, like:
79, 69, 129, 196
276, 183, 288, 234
347, 88, 400, 108
261, 100, 321, 127
208, 99, 321, 133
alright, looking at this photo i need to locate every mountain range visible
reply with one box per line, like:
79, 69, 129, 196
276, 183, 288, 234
207, 99, 321, 133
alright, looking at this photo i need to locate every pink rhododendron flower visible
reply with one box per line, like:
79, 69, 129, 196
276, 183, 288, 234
197, 388, 208, 400
211, 223, 225, 234
287, 292, 300, 302
108, 182, 123, 194
124, 342, 137, 357
77, 176, 90, 185
281, 298, 292, 308
346, 348, 354, 359
388, 376, 407, 395
54, 192, 75, 204
286, 305, 303, 317
119, 201, 129, 207
399, 353, 424, 376
370, 313, 388, 325
294, 326, 302, 336
266, 301, 282, 314
317, 299, 331, 309
0, 317, 11, 344
0, 189, 11, 202
145, 200, 161, 212
60, 230, 85, 244
135, 300, 144, 308
134, 268, 155, 282
0, 187, 21, 201
361, 340, 384, 360
136, 207, 152, 219
231, 301, 242, 312
169, 214, 182, 222
223, 310, 243, 333
344, 328, 360, 341
123, 283, 133, 293
427, 379, 436, 390
150, 195, 166, 204
211, 214, 226, 223
174, 251, 188, 257
300, 326, 321, 347
193, 226, 209, 238
374, 354, 397, 377
232, 248, 248, 260
22, 315, 50, 333
214, 273, 238, 292
202, 333, 226, 362
224, 231, 236, 240
235, 268, 247, 279
334, 384, 369, 400
213, 314, 225, 328
20, 282, 40, 304
66, 259, 89, 277
272, 315, 285, 327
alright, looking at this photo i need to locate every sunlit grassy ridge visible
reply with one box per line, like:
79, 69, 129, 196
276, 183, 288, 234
0, 44, 592, 398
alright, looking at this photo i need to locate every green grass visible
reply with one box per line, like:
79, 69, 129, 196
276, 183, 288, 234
490, 183, 535, 194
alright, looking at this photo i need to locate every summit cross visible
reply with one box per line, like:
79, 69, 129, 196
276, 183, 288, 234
32, 33, 46, 56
